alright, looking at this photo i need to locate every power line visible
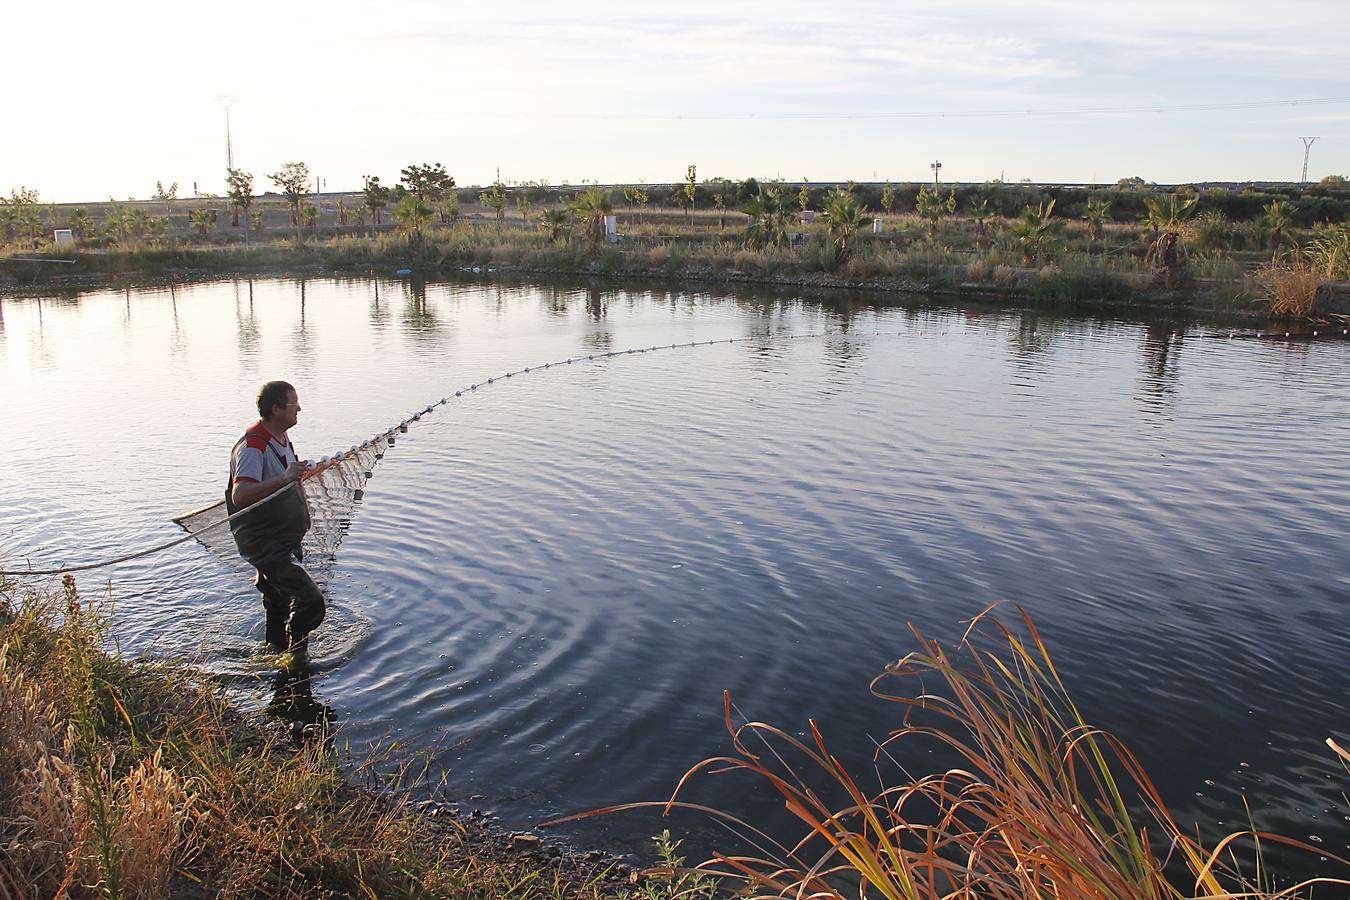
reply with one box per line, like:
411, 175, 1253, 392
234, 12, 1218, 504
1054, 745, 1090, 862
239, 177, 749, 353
366, 95, 1350, 123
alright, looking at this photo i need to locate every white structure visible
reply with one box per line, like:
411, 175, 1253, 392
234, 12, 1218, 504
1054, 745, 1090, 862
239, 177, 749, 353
604, 215, 619, 242
53, 229, 74, 246
872, 219, 885, 234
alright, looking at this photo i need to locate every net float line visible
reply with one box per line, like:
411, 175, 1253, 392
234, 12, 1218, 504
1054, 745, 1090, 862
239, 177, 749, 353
1, 334, 829, 577
2, 323, 1339, 578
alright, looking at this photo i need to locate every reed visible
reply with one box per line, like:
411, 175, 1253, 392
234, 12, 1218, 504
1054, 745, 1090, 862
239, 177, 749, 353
560, 607, 1348, 899
1259, 252, 1326, 318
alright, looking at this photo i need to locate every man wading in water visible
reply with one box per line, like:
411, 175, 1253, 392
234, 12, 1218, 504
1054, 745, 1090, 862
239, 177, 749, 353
227, 381, 325, 656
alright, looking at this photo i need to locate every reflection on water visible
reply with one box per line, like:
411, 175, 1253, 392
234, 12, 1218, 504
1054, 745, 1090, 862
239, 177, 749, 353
268, 663, 337, 741
1138, 323, 1183, 420
2, 274, 1348, 874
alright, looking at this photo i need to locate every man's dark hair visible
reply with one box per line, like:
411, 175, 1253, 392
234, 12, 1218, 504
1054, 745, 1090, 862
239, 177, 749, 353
256, 381, 295, 419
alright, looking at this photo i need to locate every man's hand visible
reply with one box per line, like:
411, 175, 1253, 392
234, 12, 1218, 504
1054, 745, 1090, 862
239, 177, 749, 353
232, 460, 309, 509
282, 460, 309, 484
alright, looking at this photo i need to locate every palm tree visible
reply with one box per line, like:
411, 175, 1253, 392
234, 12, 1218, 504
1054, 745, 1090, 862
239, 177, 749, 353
915, 186, 956, 239
742, 187, 791, 249
1008, 200, 1063, 264
1142, 194, 1198, 236
1084, 197, 1111, 242
1262, 200, 1294, 254
821, 189, 873, 263
570, 190, 613, 249
1142, 194, 1198, 285
394, 194, 433, 242
539, 208, 573, 244
969, 198, 994, 238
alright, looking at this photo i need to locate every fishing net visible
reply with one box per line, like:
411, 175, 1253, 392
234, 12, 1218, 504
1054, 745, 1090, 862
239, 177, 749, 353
172, 428, 403, 582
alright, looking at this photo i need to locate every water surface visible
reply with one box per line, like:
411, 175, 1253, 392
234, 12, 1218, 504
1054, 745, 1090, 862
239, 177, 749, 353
2, 276, 1347, 866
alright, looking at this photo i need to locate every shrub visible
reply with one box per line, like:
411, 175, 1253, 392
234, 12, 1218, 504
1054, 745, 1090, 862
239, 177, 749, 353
1260, 251, 1326, 317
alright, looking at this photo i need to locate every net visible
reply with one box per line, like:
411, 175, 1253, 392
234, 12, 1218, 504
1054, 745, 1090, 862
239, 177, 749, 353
172, 429, 401, 583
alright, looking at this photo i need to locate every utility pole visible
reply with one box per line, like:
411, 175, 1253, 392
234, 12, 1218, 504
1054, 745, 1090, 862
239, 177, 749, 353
216, 95, 237, 173
930, 160, 942, 188
1299, 136, 1319, 184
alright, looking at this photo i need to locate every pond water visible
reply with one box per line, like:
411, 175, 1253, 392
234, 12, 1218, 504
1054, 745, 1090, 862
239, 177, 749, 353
2, 275, 1347, 870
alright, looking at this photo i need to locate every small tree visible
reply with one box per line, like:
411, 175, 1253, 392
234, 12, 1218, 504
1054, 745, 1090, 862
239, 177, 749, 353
479, 182, 508, 231
1009, 199, 1063, 264
1083, 197, 1111, 242
226, 168, 254, 241
153, 180, 178, 223
127, 207, 150, 239
822, 188, 872, 263
8, 187, 42, 248
394, 193, 432, 241
670, 184, 690, 219
633, 188, 650, 223
707, 177, 732, 232
798, 178, 811, 213
336, 196, 349, 226
400, 163, 454, 202
915, 186, 956, 239
682, 164, 697, 221
436, 193, 460, 226
881, 181, 896, 217
540, 207, 572, 244
144, 215, 169, 243
103, 198, 128, 245
69, 208, 93, 240
189, 207, 216, 237
969, 198, 993, 238
1142, 194, 1198, 285
514, 191, 533, 224
301, 203, 320, 235
1262, 200, 1294, 253
267, 162, 311, 232
363, 176, 390, 235
742, 186, 791, 249
571, 189, 613, 249
735, 177, 760, 205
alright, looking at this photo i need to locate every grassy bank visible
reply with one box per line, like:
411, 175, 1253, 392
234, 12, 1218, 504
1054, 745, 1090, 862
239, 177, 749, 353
0, 574, 653, 899
4, 573, 1346, 898
5, 207, 1349, 322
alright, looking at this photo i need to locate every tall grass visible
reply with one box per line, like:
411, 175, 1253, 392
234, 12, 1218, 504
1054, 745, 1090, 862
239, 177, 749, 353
0, 574, 629, 899
1259, 252, 1326, 318
565, 607, 1348, 898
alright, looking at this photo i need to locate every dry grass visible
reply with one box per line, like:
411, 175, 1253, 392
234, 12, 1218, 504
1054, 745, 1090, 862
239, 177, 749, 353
0, 575, 633, 899
1260, 252, 1327, 318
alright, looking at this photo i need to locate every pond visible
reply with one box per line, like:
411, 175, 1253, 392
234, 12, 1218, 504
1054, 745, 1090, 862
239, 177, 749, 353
2, 275, 1347, 868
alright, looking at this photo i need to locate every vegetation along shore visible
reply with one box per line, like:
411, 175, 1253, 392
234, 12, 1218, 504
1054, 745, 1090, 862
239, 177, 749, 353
3, 573, 1347, 898
4, 167, 1350, 321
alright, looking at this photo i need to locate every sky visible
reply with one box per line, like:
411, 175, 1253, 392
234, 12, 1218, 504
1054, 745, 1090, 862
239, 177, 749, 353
6, 0, 1350, 202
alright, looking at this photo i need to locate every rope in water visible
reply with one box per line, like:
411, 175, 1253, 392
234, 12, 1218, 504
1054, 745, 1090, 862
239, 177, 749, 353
3, 322, 1344, 577
0, 334, 825, 577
